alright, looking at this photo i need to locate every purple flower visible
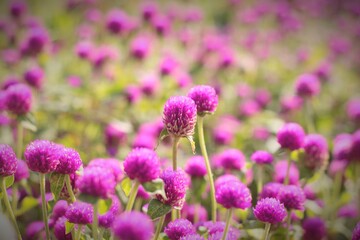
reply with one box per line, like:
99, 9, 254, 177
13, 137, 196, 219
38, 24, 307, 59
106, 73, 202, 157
130, 35, 151, 60
180, 234, 204, 240
274, 160, 299, 185
280, 96, 303, 113
239, 100, 261, 117
24, 140, 61, 173
123, 148, 161, 183
350, 130, 360, 162
163, 96, 197, 138
77, 166, 116, 199
106, 9, 129, 34
303, 134, 328, 169
165, 219, 196, 240
21, 28, 48, 57
347, 98, 360, 122
156, 169, 189, 209
295, 74, 320, 98
278, 185, 305, 210
208, 230, 239, 240
25, 221, 45, 240
188, 85, 218, 115
5, 83, 32, 115
65, 201, 93, 224
277, 122, 305, 150
181, 203, 208, 223
254, 89, 272, 108
55, 147, 82, 174
124, 85, 141, 104
14, 159, 29, 182
302, 217, 326, 240
88, 158, 123, 183
202, 221, 240, 239
104, 122, 127, 157
9, 0, 27, 18
74, 41, 93, 59
152, 15, 171, 36
159, 56, 178, 76
328, 159, 348, 177
137, 185, 150, 200
352, 222, 360, 240
141, 1, 158, 21
54, 216, 72, 240
213, 149, 246, 171
99, 195, 121, 228
139, 74, 159, 97
50, 200, 69, 227
260, 182, 283, 199
338, 204, 359, 219
112, 211, 154, 240
0, 144, 17, 177
333, 133, 352, 161
24, 65, 44, 89
253, 198, 287, 224
251, 150, 273, 164
132, 134, 156, 149
185, 156, 207, 178
215, 180, 252, 209
215, 174, 239, 189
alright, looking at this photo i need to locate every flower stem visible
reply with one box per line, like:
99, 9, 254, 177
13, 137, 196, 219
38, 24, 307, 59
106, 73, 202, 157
65, 174, 76, 203
39, 173, 50, 240
75, 225, 82, 240
1, 177, 22, 240
257, 165, 264, 195
172, 137, 180, 170
197, 116, 217, 222
12, 183, 18, 212
284, 152, 292, 185
16, 122, 23, 158
125, 180, 140, 212
92, 201, 99, 240
286, 210, 292, 240
263, 223, 271, 240
153, 215, 165, 240
221, 208, 233, 240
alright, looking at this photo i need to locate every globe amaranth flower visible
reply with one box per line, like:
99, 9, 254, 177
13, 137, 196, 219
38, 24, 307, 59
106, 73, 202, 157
347, 98, 360, 122
302, 217, 326, 240
0, 144, 17, 176
137, 185, 150, 200
337, 204, 359, 219
295, 73, 321, 98
163, 96, 197, 138
88, 158, 123, 183
251, 150, 273, 164
350, 130, 360, 162
25, 221, 45, 240
49, 200, 69, 228
215, 180, 252, 209
130, 35, 151, 60
156, 169, 189, 209
185, 156, 207, 178
106, 9, 129, 34
202, 221, 240, 239
260, 182, 283, 199
214, 174, 239, 189
278, 185, 305, 210
77, 166, 116, 199
24, 65, 44, 89
104, 122, 127, 157
141, 1, 158, 21
165, 219, 196, 240
208, 230, 239, 240
112, 211, 154, 240
123, 148, 161, 183
65, 201, 93, 224
5, 83, 32, 115
333, 133, 352, 161
253, 198, 287, 224
303, 134, 329, 169
277, 122, 305, 150
55, 147, 82, 174
352, 221, 360, 240
273, 160, 300, 185
254, 89, 271, 108
10, 0, 27, 18
24, 140, 61, 173
213, 149, 246, 171
188, 85, 218, 116
99, 195, 121, 228
14, 159, 29, 182
180, 234, 204, 240
181, 203, 208, 223
54, 216, 72, 240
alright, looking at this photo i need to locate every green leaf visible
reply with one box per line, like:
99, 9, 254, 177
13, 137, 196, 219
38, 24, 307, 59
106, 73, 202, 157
155, 128, 169, 150
147, 199, 172, 220
186, 136, 196, 154
142, 179, 166, 199
98, 198, 112, 214
5, 175, 14, 188
15, 197, 38, 216
65, 221, 74, 234
78, 194, 98, 204
50, 173, 66, 201
121, 177, 132, 197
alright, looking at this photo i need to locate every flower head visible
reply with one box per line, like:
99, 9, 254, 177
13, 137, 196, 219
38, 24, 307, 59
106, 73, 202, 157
0, 144, 17, 177
215, 180, 252, 209
295, 73, 321, 97
352, 221, 360, 240
112, 211, 154, 240
106, 9, 129, 34
5, 83, 32, 115
55, 147, 82, 174
260, 182, 283, 199
202, 221, 240, 239
303, 134, 328, 169
253, 198, 287, 224
54, 216, 72, 240
24, 65, 44, 89
181, 203, 208, 223
123, 148, 161, 183
99, 195, 121, 228
251, 150, 273, 164
14, 159, 29, 182
50, 200, 69, 227
277, 122, 305, 150
274, 160, 300, 185
215, 174, 239, 189
302, 217, 326, 240
188, 85, 218, 115
65, 201, 93, 224
165, 219, 196, 240
213, 149, 246, 171
88, 158, 123, 183
104, 122, 127, 157
278, 185, 305, 210
163, 96, 197, 138
347, 98, 360, 122
25, 221, 45, 240
185, 156, 207, 178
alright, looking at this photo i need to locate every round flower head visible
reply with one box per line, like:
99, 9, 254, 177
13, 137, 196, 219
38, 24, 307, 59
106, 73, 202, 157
112, 211, 154, 240
333, 133, 352, 161
352, 222, 360, 240
185, 156, 207, 178
24, 140, 61, 173
208, 230, 239, 240
163, 96, 197, 138
215, 174, 239, 189
77, 166, 116, 199
24, 65, 44, 89
65, 201, 93, 224
99, 195, 121, 228
14, 159, 29, 182
54, 216, 72, 240
274, 160, 300, 185
141, 1, 158, 21
303, 134, 329, 169
10, 0, 27, 18
214, 149, 246, 171
337, 204, 359, 219
137, 185, 150, 200
254, 89, 271, 108
106, 9, 129, 34
180, 234, 204, 240
277, 122, 305, 150
104, 122, 127, 157
215, 180, 252, 209
253, 198, 287, 224
55, 147, 82, 174
239, 100, 261, 117
328, 159, 348, 177
123, 148, 161, 183
188, 85, 218, 115
347, 98, 360, 122
165, 219, 196, 240
156, 169, 189, 209
251, 150, 273, 164
260, 182, 283, 199
181, 204, 208, 223
5, 83, 32, 115
25, 221, 45, 240
88, 158, 123, 183
0, 144, 17, 176
280, 95, 303, 113
202, 221, 240, 239
350, 130, 360, 162
50, 200, 69, 225
132, 133, 156, 149
278, 185, 305, 210
295, 73, 321, 97
130, 35, 151, 60
302, 217, 326, 240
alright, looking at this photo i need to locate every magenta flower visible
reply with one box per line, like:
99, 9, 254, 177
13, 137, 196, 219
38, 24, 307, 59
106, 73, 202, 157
99, 195, 121, 228
302, 217, 326, 240
213, 149, 246, 171
74, 41, 93, 60
180, 234, 204, 240
5, 83, 32, 115
215, 174, 239, 189
141, 1, 158, 21
65, 201, 93, 224
50, 200, 69, 227
251, 150, 273, 164
163, 96, 197, 138
277, 122, 305, 150
188, 85, 218, 115
24, 65, 44, 89
55, 147, 82, 174
130, 35, 151, 60
253, 198, 287, 224
112, 211, 154, 240
181, 203, 208, 223
352, 222, 360, 240
260, 182, 283, 199
350, 130, 360, 162
14, 159, 29, 182
185, 156, 207, 178
123, 148, 161, 183
347, 98, 360, 122
104, 122, 127, 157
202, 221, 240, 239
159, 56, 178, 76
165, 219, 196, 240
295, 73, 321, 98
274, 160, 299, 185
215, 180, 252, 209
25, 221, 45, 240
333, 133, 352, 161
337, 204, 359, 219
24, 140, 61, 173
105, 9, 128, 34
278, 185, 305, 210
9, 0, 27, 18
280, 95, 303, 113
54, 216, 72, 240
254, 89, 272, 108
0, 144, 17, 177
303, 134, 328, 169
88, 158, 123, 183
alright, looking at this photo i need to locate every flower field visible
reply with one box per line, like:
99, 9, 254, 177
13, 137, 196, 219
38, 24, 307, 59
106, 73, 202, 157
0, 0, 360, 239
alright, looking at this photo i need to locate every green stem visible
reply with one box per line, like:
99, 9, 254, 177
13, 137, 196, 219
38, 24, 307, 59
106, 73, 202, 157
92, 201, 99, 240
331, 171, 342, 220
257, 165, 263, 195
197, 116, 217, 222
284, 154, 291, 185
1, 177, 22, 240
153, 215, 165, 240
125, 180, 140, 212
286, 210, 292, 240
221, 208, 233, 240
75, 225, 82, 240
304, 99, 315, 133
12, 184, 18, 212
263, 223, 271, 240
16, 122, 23, 158
65, 174, 76, 203
172, 137, 180, 170
39, 173, 50, 240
